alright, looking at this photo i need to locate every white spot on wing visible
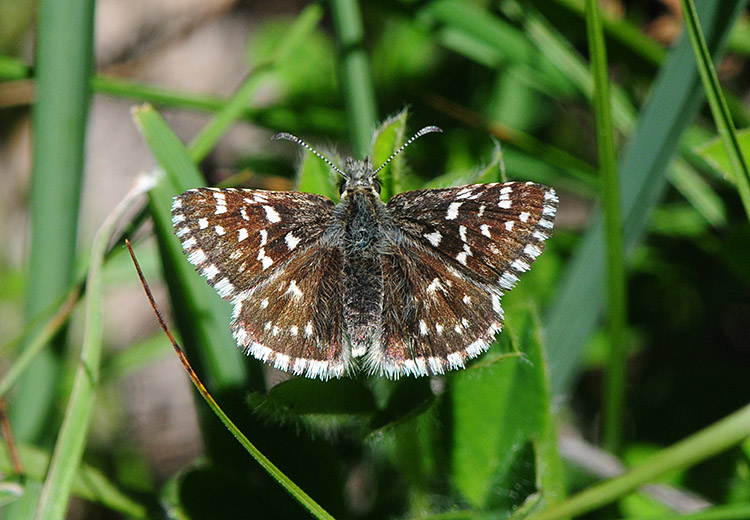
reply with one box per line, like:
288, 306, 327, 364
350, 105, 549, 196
538, 218, 553, 229
285, 280, 303, 299
524, 243, 542, 258
500, 271, 519, 289
215, 277, 235, 298
459, 225, 468, 242
285, 232, 301, 250
427, 278, 445, 294
519, 212, 530, 222
198, 218, 209, 229
214, 225, 225, 236
419, 320, 428, 336
259, 229, 268, 246
424, 231, 442, 247
238, 228, 249, 242
480, 224, 491, 237
187, 248, 206, 264
214, 205, 227, 215
263, 205, 281, 223
304, 321, 313, 337
446, 202, 463, 220
202, 264, 219, 280
511, 259, 530, 272
505, 221, 515, 231
257, 248, 273, 270
492, 294, 504, 316
274, 354, 290, 371
498, 199, 512, 209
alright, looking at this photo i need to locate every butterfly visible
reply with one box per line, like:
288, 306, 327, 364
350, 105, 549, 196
171, 127, 557, 379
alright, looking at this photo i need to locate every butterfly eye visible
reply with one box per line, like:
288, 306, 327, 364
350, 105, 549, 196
373, 177, 382, 194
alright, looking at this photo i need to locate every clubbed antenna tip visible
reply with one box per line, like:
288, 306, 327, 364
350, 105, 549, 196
272, 132, 345, 176
373, 126, 443, 176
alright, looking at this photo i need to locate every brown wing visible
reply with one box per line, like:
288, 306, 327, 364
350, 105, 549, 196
371, 181, 557, 377
386, 182, 557, 291
369, 240, 504, 377
172, 187, 335, 301
230, 245, 349, 379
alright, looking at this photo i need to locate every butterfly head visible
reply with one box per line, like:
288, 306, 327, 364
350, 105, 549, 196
339, 157, 381, 197
272, 126, 443, 199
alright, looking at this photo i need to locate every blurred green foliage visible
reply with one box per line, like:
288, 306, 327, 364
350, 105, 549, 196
1, 1, 750, 519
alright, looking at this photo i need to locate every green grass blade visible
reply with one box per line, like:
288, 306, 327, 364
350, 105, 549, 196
545, 0, 745, 395
126, 242, 334, 520
176, 355, 335, 520
34, 176, 153, 520
585, 0, 627, 454
329, 0, 378, 157
0, 286, 80, 399
132, 105, 250, 391
549, 0, 665, 66
527, 402, 750, 520
0, 443, 150, 518
370, 109, 409, 199
681, 0, 750, 221
188, 4, 324, 163
520, 3, 728, 228
14, 0, 94, 449
621, 503, 750, 520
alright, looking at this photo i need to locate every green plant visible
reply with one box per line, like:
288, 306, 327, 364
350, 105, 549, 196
1, 1, 749, 518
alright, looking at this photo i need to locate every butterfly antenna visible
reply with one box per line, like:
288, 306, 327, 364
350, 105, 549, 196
272, 132, 346, 176
373, 126, 443, 176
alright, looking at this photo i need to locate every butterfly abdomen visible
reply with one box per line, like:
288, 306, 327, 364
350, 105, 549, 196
339, 189, 389, 356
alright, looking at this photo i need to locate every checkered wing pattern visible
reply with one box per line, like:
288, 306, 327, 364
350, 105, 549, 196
371, 182, 557, 377
172, 188, 352, 378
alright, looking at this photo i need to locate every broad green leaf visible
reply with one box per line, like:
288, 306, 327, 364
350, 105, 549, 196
449, 301, 564, 512
296, 146, 339, 200
369, 378, 435, 433
425, 140, 505, 189
693, 128, 750, 183
250, 378, 376, 416
371, 108, 410, 199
